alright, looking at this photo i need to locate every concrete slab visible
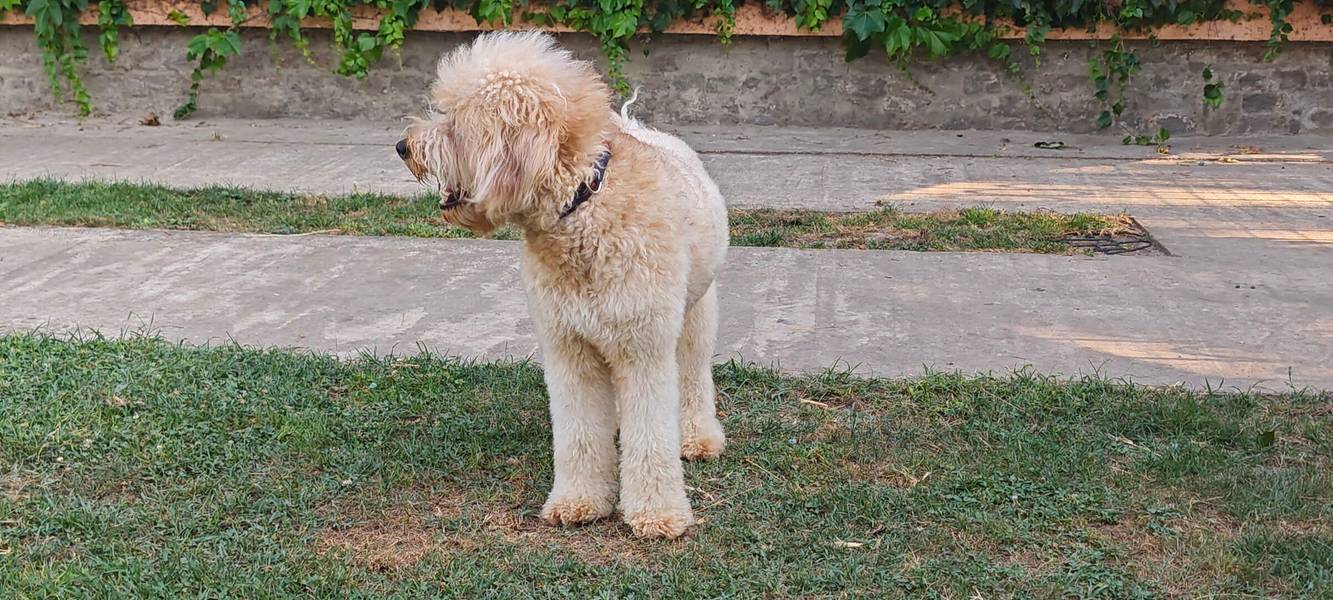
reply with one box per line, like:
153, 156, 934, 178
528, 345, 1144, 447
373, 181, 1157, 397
1, 227, 1329, 391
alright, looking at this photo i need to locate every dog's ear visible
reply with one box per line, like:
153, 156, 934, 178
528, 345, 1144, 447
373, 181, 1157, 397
470, 125, 558, 208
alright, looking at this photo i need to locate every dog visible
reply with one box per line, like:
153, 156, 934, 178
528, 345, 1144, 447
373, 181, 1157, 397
396, 32, 728, 539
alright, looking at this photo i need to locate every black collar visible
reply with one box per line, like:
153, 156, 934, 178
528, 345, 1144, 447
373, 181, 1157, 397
559, 150, 611, 220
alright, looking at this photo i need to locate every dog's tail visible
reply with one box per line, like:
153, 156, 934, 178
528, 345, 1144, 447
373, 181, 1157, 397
617, 87, 643, 129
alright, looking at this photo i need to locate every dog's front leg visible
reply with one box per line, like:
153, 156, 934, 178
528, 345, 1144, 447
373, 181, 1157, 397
540, 334, 618, 527
613, 346, 694, 539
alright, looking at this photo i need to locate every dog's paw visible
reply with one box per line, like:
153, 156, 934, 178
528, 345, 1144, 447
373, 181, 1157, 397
540, 494, 614, 527
681, 419, 726, 461
624, 508, 695, 539
681, 432, 725, 461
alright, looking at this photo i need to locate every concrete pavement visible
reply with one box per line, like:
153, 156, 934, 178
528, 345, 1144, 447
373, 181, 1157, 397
1, 117, 1331, 390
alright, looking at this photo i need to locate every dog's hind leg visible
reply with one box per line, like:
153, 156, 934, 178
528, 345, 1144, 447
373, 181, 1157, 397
677, 282, 726, 461
540, 332, 618, 527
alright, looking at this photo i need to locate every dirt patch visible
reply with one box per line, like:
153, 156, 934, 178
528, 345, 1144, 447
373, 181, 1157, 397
999, 546, 1055, 574
1093, 502, 1248, 598
475, 507, 656, 566
315, 502, 462, 572
1275, 520, 1333, 536
846, 461, 932, 489
1, 470, 40, 502
1095, 517, 1165, 561
316, 488, 664, 572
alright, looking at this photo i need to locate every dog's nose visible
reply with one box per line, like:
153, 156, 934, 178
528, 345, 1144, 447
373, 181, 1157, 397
395, 139, 409, 160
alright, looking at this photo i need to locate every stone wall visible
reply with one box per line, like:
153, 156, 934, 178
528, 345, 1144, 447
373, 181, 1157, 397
2, 26, 1330, 134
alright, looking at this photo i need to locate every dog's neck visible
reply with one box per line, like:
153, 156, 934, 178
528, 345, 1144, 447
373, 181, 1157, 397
557, 149, 611, 220
513, 138, 615, 234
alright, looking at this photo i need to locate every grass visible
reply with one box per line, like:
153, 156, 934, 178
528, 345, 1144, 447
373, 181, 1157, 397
0, 180, 1134, 254
729, 207, 1133, 252
1, 334, 1329, 598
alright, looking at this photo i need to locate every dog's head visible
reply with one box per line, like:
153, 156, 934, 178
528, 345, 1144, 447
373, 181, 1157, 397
397, 32, 612, 233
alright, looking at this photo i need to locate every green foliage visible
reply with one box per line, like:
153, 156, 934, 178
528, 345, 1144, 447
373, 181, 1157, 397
842, 1, 995, 66
1089, 36, 1140, 130
1202, 65, 1225, 109
1121, 126, 1169, 146
23, 0, 92, 115
535, 0, 648, 95
96, 0, 131, 61
1263, 0, 1295, 60
175, 27, 242, 119
9, 0, 1327, 124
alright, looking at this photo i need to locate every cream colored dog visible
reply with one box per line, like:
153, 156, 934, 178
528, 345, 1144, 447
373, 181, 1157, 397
396, 32, 728, 539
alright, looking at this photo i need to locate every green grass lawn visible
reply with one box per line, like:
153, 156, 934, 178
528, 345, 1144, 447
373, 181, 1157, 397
1, 334, 1328, 597
0, 180, 1133, 254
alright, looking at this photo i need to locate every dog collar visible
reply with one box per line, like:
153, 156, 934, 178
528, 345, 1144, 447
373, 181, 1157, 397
559, 150, 612, 220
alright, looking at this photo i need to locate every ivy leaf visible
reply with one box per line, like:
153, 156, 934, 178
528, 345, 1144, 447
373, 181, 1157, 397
843, 4, 886, 42
288, 0, 313, 18
167, 10, 191, 25
222, 30, 242, 55
186, 31, 213, 58
1203, 81, 1225, 108
1093, 76, 1109, 101
933, 28, 960, 43
987, 42, 1011, 61
883, 18, 910, 56
1155, 127, 1170, 142
1096, 110, 1113, 129
609, 11, 638, 37
26, 0, 61, 31
356, 33, 377, 51
919, 30, 949, 57
1202, 66, 1213, 80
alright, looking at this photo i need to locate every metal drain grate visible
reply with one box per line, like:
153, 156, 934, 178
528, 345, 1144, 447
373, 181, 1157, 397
1064, 234, 1156, 255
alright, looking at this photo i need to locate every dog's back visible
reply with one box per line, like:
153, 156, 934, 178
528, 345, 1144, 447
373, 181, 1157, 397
615, 92, 726, 215
615, 93, 716, 198
612, 93, 728, 310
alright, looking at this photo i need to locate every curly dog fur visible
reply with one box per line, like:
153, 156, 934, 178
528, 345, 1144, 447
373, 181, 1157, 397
397, 32, 728, 539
